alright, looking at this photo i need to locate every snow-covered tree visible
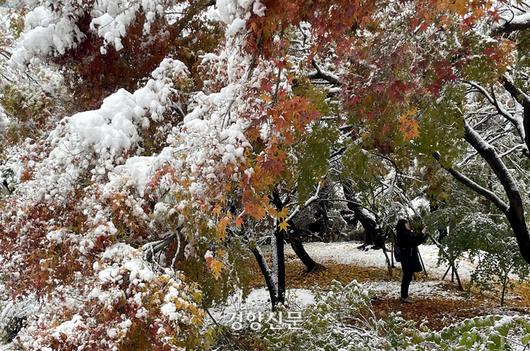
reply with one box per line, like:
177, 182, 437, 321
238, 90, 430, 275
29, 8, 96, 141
1, 0, 529, 348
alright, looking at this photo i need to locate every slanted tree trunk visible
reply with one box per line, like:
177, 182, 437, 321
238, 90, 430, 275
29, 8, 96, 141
434, 122, 530, 264
251, 246, 279, 308
288, 234, 324, 273
250, 236, 286, 309
465, 123, 530, 263
342, 181, 392, 274
342, 181, 384, 249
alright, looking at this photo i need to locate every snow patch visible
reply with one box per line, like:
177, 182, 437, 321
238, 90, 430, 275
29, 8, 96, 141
285, 241, 476, 280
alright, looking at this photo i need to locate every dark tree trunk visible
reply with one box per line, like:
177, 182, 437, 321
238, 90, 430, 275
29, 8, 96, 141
342, 181, 391, 276
463, 123, 530, 264
251, 246, 278, 308
342, 181, 384, 249
273, 229, 286, 305
288, 234, 324, 273
435, 123, 530, 264
500, 274, 509, 307
506, 205, 530, 263
269, 190, 287, 306
255, 189, 324, 309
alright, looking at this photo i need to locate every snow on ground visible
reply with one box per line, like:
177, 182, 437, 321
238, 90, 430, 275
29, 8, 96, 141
363, 280, 465, 300
209, 288, 315, 328
208, 282, 464, 329
207, 241, 495, 328
285, 241, 476, 280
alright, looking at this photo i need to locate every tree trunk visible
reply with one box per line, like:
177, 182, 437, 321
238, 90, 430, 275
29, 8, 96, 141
436, 123, 530, 264
264, 189, 325, 308
288, 235, 324, 273
342, 181, 385, 247
251, 246, 278, 309
342, 181, 391, 275
500, 274, 509, 307
463, 123, 530, 264
381, 245, 393, 277
272, 229, 286, 305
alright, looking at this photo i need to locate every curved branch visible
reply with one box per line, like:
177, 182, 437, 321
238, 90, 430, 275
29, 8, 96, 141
493, 12, 530, 34
433, 151, 509, 213
502, 75, 530, 157
308, 59, 341, 85
455, 122, 530, 263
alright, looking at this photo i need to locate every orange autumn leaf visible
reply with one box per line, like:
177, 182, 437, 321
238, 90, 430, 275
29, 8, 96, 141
244, 199, 268, 220
216, 215, 231, 241
399, 108, 420, 141
234, 215, 244, 228
210, 259, 223, 279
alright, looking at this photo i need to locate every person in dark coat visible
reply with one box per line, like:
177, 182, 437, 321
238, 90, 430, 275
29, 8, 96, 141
396, 219, 427, 303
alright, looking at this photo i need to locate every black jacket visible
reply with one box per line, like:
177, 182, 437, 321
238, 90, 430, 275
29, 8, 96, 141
397, 229, 426, 272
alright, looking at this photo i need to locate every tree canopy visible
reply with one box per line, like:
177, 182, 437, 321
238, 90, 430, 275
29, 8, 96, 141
1, 0, 530, 349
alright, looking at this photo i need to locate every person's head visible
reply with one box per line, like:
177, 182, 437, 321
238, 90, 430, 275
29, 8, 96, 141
396, 219, 410, 232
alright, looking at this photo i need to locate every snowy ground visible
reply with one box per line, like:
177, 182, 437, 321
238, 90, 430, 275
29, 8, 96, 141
209, 241, 474, 327
209, 281, 465, 328
285, 241, 477, 280
209, 288, 315, 327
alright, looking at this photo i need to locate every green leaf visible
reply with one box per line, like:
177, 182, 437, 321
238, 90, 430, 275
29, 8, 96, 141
296, 125, 336, 202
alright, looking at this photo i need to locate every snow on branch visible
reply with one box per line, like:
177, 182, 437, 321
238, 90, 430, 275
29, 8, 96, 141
432, 150, 509, 213
308, 59, 341, 86
464, 122, 523, 203
493, 11, 530, 34
11, 0, 174, 64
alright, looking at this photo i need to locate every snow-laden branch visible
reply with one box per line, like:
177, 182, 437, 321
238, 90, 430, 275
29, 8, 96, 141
464, 122, 521, 204
286, 181, 323, 222
499, 144, 525, 158
501, 75, 530, 156
465, 80, 526, 146
493, 11, 530, 33
447, 121, 530, 263
142, 232, 179, 262
432, 150, 509, 213
308, 59, 341, 85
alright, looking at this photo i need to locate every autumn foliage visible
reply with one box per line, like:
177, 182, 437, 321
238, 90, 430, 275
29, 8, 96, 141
0, 0, 525, 349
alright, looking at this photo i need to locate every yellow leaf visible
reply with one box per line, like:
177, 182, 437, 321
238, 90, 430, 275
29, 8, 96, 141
260, 93, 272, 103
399, 107, 420, 141
278, 220, 290, 232
277, 207, 288, 220
213, 205, 223, 217
216, 215, 231, 241
210, 259, 223, 279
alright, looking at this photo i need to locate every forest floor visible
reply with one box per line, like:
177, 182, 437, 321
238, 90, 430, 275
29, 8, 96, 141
220, 241, 530, 331
277, 259, 530, 330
